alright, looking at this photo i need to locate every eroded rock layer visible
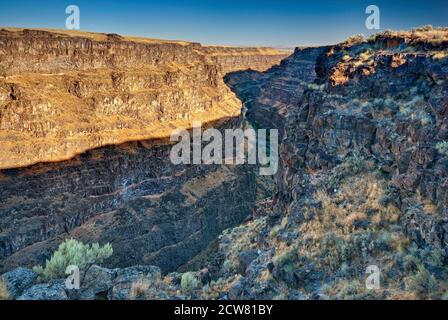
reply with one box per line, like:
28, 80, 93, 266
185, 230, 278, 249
0, 28, 285, 273
0, 117, 256, 273
196, 27, 448, 300
3, 27, 448, 300
0, 28, 287, 169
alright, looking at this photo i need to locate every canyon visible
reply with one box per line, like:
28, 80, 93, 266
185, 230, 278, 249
1, 26, 448, 300
0, 28, 287, 274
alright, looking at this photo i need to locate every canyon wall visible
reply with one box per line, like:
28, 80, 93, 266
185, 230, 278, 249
0, 119, 257, 273
0, 28, 287, 169
2, 27, 448, 300
0, 28, 284, 273
202, 46, 290, 74
215, 27, 448, 299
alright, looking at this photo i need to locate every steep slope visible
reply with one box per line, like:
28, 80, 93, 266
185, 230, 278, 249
0, 122, 256, 273
225, 46, 328, 130
3, 27, 448, 301
185, 26, 448, 300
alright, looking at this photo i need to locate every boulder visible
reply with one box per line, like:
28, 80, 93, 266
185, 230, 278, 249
0, 268, 37, 299
17, 280, 68, 300
110, 265, 162, 300
68, 265, 115, 300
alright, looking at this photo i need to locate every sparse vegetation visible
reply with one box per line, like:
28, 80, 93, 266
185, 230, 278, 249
405, 266, 439, 299
432, 51, 448, 60
436, 141, 448, 156
0, 279, 10, 300
181, 272, 200, 293
307, 83, 325, 91
342, 34, 366, 47
130, 280, 151, 300
359, 50, 373, 61
33, 239, 113, 282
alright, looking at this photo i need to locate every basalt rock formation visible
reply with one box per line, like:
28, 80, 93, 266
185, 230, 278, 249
225, 46, 329, 131
0, 28, 287, 169
202, 46, 290, 74
2, 27, 448, 300
204, 27, 448, 300
0, 28, 285, 274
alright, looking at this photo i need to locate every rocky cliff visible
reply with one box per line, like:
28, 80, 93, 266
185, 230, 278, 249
2, 26, 448, 300
0, 28, 286, 274
202, 46, 290, 74
207, 26, 448, 300
0, 123, 257, 274
0, 28, 286, 169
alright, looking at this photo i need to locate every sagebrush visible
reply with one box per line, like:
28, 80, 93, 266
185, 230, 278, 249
33, 239, 113, 282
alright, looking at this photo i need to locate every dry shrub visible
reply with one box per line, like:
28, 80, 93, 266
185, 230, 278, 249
130, 280, 151, 300
0, 279, 9, 300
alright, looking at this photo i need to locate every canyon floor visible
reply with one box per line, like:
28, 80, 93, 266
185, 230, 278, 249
1, 26, 448, 300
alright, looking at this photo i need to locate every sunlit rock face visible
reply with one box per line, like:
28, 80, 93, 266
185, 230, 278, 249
0, 28, 287, 169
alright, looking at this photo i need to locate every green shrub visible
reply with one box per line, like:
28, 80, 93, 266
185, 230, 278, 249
273, 247, 300, 286
181, 272, 200, 293
406, 266, 439, 298
436, 141, 448, 156
307, 83, 325, 91
33, 239, 113, 282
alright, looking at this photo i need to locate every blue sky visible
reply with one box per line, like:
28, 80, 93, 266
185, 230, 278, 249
0, 0, 446, 46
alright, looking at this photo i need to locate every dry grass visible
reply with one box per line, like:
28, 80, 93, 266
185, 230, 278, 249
129, 280, 151, 300
303, 173, 399, 238
0, 279, 10, 300
410, 26, 448, 44
1, 27, 192, 46
432, 51, 448, 60
415, 190, 439, 215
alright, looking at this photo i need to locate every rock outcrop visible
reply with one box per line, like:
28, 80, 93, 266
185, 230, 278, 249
225, 46, 328, 131
196, 26, 448, 300
202, 46, 290, 74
